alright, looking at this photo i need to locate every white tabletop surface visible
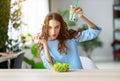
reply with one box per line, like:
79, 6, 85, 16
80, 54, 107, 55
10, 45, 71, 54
0, 69, 120, 81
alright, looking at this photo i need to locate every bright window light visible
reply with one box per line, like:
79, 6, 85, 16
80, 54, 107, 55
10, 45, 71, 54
21, 0, 49, 35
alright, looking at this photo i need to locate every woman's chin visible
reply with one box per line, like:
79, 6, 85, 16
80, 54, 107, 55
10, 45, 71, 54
52, 38, 56, 40
48, 37, 56, 40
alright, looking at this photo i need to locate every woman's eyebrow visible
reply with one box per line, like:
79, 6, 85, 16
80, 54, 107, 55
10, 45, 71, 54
55, 25, 60, 27
49, 25, 60, 28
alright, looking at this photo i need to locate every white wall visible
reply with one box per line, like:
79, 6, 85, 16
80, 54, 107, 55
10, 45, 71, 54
50, 0, 114, 61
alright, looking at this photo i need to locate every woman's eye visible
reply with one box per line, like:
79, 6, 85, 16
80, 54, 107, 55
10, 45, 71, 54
49, 27, 52, 29
55, 26, 59, 29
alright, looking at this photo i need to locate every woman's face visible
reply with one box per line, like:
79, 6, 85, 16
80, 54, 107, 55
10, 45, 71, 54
48, 19, 61, 40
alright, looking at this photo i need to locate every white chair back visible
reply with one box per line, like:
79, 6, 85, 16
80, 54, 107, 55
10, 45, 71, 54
80, 56, 98, 69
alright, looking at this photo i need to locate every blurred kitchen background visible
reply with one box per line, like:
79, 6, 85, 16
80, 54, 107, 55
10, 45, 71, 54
0, 0, 120, 69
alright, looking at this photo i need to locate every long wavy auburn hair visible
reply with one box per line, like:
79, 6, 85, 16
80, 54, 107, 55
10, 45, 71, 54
39, 12, 81, 54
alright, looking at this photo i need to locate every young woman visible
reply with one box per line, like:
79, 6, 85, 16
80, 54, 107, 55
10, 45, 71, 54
34, 7, 102, 69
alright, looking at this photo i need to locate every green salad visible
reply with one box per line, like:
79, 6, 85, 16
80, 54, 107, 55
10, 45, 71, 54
50, 62, 69, 72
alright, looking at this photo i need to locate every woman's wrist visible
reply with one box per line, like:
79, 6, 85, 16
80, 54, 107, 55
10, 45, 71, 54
79, 15, 85, 19
79, 15, 97, 29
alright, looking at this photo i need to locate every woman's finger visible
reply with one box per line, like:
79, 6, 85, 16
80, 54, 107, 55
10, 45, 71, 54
73, 7, 80, 12
76, 8, 82, 13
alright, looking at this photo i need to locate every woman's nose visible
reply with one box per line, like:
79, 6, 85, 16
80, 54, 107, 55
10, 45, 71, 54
51, 29, 55, 34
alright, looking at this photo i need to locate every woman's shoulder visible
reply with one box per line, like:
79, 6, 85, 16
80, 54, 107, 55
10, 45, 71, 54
66, 38, 78, 44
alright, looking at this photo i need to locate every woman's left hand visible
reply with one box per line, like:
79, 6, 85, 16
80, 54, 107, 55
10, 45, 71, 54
73, 7, 83, 18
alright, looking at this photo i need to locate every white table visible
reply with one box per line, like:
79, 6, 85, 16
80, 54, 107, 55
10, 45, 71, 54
0, 51, 24, 62
0, 69, 120, 81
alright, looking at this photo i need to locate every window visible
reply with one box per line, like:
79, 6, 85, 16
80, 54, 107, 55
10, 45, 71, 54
21, 0, 49, 35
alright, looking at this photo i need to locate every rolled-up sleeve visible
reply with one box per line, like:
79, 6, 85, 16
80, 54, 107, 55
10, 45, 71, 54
75, 27, 102, 42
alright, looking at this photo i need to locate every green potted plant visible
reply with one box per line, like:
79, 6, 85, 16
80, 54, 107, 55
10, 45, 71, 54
0, 0, 11, 68
0, 0, 10, 52
0, 0, 25, 68
0, 0, 25, 52
23, 43, 45, 69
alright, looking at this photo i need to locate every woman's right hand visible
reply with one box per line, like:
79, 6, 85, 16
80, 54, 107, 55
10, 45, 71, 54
33, 33, 46, 45
38, 37, 47, 45
33, 33, 41, 43
73, 7, 83, 18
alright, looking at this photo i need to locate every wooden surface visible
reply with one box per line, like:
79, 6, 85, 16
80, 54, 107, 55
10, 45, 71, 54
0, 51, 24, 62
0, 69, 120, 81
